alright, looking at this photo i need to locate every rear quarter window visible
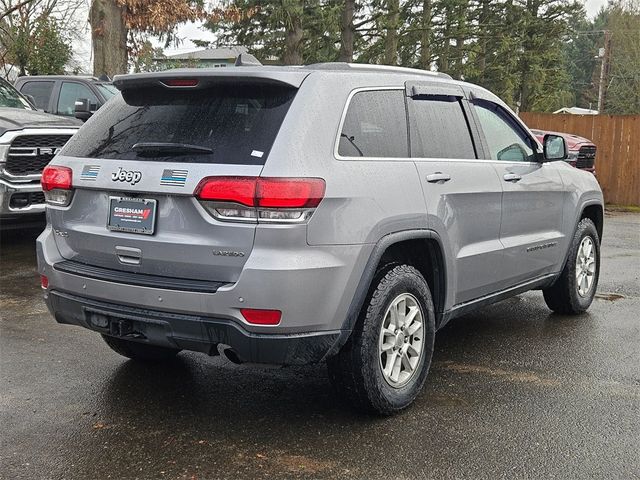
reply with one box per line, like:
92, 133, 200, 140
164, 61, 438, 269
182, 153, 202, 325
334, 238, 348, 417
61, 84, 297, 165
338, 90, 408, 158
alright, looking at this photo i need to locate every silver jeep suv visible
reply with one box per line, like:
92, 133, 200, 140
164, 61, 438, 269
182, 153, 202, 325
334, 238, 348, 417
37, 63, 603, 414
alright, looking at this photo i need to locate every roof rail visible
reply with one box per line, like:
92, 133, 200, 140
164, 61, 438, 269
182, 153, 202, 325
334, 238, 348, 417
305, 62, 452, 79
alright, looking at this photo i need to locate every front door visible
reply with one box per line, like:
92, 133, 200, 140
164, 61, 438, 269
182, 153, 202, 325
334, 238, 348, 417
472, 99, 566, 285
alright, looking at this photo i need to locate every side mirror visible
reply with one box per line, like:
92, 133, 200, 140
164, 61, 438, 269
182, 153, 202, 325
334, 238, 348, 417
543, 134, 567, 162
74, 98, 93, 121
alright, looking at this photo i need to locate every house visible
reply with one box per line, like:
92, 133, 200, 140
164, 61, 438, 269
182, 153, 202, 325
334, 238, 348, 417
154, 46, 249, 69
553, 107, 599, 115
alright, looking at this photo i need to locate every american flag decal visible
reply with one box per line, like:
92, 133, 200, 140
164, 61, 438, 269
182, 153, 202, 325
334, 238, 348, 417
160, 169, 188, 187
80, 165, 100, 181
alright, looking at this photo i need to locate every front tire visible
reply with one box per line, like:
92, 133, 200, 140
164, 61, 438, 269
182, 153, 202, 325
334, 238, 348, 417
328, 265, 436, 415
543, 218, 600, 314
101, 335, 181, 362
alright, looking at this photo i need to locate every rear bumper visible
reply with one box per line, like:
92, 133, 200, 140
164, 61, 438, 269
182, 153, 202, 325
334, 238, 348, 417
0, 177, 45, 218
37, 224, 373, 362
46, 290, 341, 365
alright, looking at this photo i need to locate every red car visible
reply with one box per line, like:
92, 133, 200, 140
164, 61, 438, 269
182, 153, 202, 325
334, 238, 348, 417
531, 129, 596, 174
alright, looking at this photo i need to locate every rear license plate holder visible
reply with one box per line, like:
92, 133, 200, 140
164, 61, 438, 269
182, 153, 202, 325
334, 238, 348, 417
107, 196, 157, 235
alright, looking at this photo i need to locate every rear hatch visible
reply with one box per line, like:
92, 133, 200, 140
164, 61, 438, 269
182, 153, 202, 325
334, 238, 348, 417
48, 70, 307, 284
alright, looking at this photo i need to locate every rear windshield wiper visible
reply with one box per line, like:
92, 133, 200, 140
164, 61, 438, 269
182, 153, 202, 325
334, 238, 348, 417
132, 142, 214, 156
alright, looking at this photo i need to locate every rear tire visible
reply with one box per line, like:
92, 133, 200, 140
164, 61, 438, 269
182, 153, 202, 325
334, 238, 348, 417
101, 335, 181, 362
328, 264, 436, 415
543, 218, 600, 314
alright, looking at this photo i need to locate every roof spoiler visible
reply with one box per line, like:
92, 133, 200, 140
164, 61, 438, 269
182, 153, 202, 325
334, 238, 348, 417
113, 68, 309, 91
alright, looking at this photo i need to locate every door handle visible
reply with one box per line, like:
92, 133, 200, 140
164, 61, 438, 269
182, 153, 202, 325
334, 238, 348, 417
426, 172, 451, 183
503, 173, 522, 182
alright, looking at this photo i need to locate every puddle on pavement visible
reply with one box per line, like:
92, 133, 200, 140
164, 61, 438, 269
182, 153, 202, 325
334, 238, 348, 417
595, 292, 625, 301
436, 361, 559, 387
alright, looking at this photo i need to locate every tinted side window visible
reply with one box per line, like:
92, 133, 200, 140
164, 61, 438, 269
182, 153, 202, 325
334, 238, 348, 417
19, 81, 54, 110
57, 82, 99, 116
474, 101, 535, 162
409, 96, 476, 159
338, 90, 408, 158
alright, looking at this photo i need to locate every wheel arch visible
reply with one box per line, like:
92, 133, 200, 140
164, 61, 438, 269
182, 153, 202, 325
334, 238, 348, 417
553, 200, 604, 286
343, 230, 447, 332
580, 202, 604, 243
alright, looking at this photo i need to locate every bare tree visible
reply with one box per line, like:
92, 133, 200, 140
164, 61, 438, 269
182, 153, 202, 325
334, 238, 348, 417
0, 0, 34, 21
1, 0, 88, 78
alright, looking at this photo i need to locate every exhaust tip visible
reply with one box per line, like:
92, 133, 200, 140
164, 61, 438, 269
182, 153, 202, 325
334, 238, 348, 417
222, 348, 243, 364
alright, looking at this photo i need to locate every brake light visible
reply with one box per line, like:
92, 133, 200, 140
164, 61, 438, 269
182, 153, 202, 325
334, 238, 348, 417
195, 177, 325, 223
162, 79, 199, 87
240, 308, 282, 325
41, 165, 72, 191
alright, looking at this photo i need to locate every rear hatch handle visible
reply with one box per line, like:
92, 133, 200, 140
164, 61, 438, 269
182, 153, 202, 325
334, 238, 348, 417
115, 246, 142, 265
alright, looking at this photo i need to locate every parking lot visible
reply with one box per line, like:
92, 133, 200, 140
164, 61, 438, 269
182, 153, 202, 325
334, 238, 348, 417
1, 212, 639, 480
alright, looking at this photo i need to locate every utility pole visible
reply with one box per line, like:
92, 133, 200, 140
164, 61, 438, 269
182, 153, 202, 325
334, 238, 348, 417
597, 30, 611, 114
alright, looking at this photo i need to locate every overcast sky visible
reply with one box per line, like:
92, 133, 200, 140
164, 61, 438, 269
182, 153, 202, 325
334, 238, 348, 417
71, 0, 609, 70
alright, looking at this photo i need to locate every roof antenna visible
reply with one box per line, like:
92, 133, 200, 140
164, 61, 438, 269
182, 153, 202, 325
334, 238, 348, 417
235, 53, 262, 67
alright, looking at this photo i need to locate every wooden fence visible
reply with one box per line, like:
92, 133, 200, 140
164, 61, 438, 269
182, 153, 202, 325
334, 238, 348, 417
520, 113, 640, 206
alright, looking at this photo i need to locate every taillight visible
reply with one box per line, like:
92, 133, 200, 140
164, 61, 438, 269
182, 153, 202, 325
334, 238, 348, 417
40, 274, 49, 289
197, 177, 256, 206
240, 308, 282, 325
195, 177, 325, 224
257, 178, 325, 208
41, 165, 74, 206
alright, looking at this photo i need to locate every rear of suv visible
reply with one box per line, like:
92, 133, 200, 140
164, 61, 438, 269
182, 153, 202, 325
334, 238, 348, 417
37, 64, 604, 414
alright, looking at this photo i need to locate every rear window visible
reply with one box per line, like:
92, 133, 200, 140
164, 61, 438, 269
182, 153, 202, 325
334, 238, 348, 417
61, 84, 297, 165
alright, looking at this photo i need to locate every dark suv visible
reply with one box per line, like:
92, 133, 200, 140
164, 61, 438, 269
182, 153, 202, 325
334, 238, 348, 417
14, 75, 117, 118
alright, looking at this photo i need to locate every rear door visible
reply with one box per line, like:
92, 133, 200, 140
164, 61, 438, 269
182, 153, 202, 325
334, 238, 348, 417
50, 78, 300, 283
18, 80, 56, 112
471, 98, 566, 284
408, 82, 506, 305
55, 81, 100, 116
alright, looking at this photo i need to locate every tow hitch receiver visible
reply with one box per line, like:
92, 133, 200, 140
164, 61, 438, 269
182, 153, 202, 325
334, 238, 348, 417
87, 311, 144, 339
110, 318, 135, 337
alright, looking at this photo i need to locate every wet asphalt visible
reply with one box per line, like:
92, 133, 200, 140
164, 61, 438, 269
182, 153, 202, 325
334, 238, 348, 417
0, 213, 639, 480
